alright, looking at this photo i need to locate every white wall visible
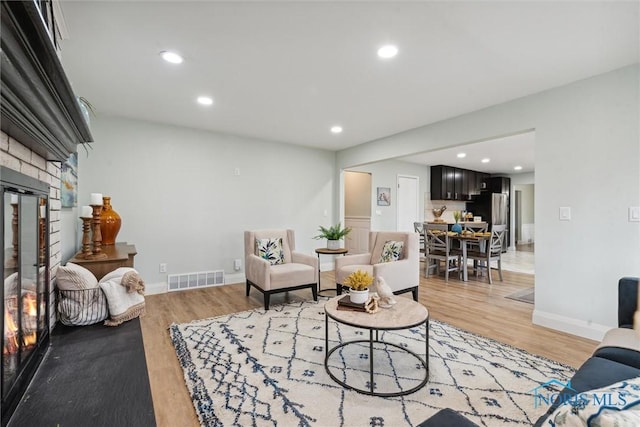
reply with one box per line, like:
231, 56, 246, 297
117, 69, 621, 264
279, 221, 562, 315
337, 65, 640, 340
349, 159, 429, 231
76, 115, 336, 288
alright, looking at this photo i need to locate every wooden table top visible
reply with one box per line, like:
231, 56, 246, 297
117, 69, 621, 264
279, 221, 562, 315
315, 247, 348, 255
325, 295, 428, 330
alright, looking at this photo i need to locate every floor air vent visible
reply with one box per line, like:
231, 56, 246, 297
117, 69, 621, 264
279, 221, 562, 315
168, 270, 225, 292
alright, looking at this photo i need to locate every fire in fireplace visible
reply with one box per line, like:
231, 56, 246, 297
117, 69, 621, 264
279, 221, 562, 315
1, 169, 50, 426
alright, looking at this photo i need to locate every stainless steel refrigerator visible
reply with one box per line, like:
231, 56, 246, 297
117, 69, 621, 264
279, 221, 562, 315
467, 192, 509, 252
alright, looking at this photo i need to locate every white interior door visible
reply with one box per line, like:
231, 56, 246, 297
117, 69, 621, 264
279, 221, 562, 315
397, 175, 419, 232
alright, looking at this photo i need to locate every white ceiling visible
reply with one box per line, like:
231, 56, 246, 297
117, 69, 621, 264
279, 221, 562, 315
400, 131, 536, 174
58, 1, 638, 174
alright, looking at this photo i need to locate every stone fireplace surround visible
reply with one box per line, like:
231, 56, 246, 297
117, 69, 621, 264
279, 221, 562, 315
2, 133, 61, 333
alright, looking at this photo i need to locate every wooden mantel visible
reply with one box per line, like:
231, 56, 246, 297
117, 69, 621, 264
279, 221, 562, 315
0, 1, 93, 161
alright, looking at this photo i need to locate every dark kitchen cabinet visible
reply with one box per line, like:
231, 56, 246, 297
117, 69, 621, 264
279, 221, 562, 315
431, 165, 482, 200
487, 177, 511, 194
431, 165, 455, 200
476, 172, 490, 193
461, 169, 473, 200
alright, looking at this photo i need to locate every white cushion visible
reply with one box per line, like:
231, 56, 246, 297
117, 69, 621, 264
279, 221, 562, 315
99, 267, 138, 284
99, 278, 145, 326
56, 263, 98, 290
57, 288, 108, 326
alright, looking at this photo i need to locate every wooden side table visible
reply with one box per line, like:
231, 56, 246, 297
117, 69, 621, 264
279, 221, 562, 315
68, 242, 137, 280
315, 247, 348, 295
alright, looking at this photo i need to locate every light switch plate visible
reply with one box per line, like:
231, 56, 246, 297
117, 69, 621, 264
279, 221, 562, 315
630, 207, 640, 222
559, 207, 571, 221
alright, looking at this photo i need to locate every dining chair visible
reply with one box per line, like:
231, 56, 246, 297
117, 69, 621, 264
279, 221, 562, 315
414, 222, 426, 259
467, 224, 506, 284
463, 222, 488, 270
425, 223, 460, 281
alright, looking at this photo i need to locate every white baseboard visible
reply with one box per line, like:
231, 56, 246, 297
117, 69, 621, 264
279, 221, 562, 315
532, 309, 612, 342
146, 282, 167, 295
225, 273, 245, 285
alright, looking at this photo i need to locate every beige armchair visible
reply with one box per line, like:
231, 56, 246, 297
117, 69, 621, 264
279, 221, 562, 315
244, 229, 318, 310
335, 231, 420, 301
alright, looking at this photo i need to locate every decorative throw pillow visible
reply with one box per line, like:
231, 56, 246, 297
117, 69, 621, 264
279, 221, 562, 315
56, 262, 98, 290
99, 278, 145, 327
543, 376, 640, 427
256, 238, 285, 265
57, 288, 108, 326
379, 240, 404, 263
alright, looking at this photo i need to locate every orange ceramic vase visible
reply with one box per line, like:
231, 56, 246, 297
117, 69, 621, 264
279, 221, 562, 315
100, 196, 121, 245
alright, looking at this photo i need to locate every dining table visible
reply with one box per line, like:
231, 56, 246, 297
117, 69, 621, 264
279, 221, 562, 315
447, 232, 492, 282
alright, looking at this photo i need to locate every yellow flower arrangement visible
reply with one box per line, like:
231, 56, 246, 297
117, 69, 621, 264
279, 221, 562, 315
344, 270, 374, 291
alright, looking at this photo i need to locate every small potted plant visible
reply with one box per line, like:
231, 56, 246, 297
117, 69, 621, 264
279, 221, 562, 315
344, 269, 373, 304
452, 211, 463, 233
313, 223, 352, 250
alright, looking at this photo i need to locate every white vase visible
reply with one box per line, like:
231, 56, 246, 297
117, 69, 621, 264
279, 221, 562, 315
327, 239, 341, 250
349, 289, 369, 304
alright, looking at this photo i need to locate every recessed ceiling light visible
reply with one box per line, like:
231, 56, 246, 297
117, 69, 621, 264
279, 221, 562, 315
481, 158, 490, 163
160, 51, 183, 64
377, 45, 398, 59
331, 126, 343, 134
457, 153, 466, 158
197, 96, 213, 106
514, 165, 523, 171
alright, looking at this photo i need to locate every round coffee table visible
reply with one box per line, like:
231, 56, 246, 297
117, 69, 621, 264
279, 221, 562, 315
324, 295, 429, 397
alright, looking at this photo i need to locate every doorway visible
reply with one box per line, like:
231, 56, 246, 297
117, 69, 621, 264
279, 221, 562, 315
344, 171, 371, 254
396, 175, 419, 232
514, 183, 535, 252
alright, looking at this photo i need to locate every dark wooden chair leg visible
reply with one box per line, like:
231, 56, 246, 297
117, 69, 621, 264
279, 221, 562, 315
312, 284, 318, 301
412, 286, 419, 301
336, 284, 343, 295
246, 280, 251, 296
264, 293, 270, 311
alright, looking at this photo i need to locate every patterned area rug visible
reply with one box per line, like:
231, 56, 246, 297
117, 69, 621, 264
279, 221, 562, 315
170, 299, 573, 426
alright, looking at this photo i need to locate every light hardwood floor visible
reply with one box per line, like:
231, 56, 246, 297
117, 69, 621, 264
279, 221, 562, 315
140, 269, 598, 427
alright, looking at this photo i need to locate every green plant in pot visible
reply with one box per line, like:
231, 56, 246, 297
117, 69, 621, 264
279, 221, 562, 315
452, 211, 463, 233
313, 223, 352, 250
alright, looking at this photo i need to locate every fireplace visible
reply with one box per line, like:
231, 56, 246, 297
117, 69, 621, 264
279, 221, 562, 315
1, 168, 50, 426
1, 1, 92, 422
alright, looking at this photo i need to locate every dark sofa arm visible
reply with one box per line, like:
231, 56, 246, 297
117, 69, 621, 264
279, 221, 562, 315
417, 409, 480, 427
619, 277, 639, 328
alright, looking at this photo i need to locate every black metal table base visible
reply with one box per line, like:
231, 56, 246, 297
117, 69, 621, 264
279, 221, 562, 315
324, 315, 429, 397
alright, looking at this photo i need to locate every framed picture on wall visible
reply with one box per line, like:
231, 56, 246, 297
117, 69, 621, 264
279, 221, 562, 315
60, 152, 77, 208
377, 187, 391, 206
